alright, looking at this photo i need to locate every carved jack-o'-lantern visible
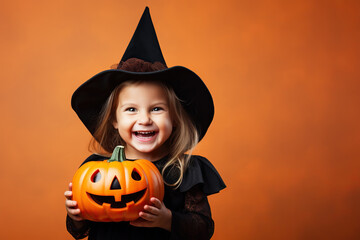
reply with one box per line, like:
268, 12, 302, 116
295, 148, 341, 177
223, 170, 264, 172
72, 145, 164, 222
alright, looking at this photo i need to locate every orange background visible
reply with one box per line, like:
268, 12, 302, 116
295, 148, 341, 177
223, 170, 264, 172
1, 0, 360, 239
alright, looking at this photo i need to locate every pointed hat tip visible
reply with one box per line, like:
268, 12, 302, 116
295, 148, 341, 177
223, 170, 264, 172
120, 5, 166, 65
139, 6, 151, 21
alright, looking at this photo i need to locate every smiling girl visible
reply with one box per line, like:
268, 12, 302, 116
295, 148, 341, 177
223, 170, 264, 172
112, 81, 173, 161
65, 7, 225, 240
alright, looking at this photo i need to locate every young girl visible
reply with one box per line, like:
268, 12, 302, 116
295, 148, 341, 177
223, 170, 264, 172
65, 7, 225, 240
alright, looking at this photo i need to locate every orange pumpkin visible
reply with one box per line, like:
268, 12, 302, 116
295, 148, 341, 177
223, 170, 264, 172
72, 145, 164, 222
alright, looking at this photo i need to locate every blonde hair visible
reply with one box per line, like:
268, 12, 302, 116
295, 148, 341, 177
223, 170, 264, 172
89, 79, 199, 188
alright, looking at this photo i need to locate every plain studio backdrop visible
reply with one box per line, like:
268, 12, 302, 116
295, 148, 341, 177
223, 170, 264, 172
0, 0, 359, 239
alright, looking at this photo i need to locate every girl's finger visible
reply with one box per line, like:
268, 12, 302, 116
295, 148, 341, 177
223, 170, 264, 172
68, 208, 81, 216
139, 211, 156, 221
144, 205, 160, 215
150, 198, 162, 208
64, 190, 73, 199
65, 199, 78, 208
64, 183, 73, 200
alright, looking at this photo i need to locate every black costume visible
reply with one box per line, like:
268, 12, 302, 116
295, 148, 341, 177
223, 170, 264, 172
67, 154, 225, 240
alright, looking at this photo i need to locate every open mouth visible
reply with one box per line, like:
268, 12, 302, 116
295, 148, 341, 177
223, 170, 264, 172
87, 189, 146, 208
133, 131, 158, 142
134, 131, 157, 138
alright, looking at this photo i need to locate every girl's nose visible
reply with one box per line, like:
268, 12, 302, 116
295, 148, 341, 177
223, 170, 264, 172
138, 112, 153, 125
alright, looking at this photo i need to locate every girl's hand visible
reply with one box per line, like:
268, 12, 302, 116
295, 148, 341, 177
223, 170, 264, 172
64, 182, 84, 222
130, 197, 172, 231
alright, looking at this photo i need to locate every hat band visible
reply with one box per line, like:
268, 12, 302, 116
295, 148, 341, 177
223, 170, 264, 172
115, 58, 167, 72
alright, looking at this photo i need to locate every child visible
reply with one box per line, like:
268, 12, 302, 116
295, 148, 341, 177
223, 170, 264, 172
65, 7, 226, 240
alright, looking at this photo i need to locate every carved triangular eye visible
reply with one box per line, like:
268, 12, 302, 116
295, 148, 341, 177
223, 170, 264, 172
110, 176, 121, 190
131, 168, 141, 181
91, 170, 101, 183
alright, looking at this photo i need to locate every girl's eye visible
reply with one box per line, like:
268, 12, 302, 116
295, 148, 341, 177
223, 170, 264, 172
152, 107, 163, 111
125, 107, 136, 112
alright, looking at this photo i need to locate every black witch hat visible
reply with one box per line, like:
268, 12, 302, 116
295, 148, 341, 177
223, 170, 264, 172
71, 7, 214, 142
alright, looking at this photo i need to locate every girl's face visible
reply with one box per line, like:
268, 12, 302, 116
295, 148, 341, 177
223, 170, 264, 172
113, 82, 173, 161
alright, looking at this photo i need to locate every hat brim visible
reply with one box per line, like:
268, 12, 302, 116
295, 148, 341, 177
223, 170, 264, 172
71, 66, 214, 142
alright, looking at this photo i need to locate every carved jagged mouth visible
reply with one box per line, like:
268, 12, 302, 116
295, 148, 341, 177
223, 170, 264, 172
87, 189, 146, 208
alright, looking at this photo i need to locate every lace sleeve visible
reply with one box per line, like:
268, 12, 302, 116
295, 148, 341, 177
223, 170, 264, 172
170, 184, 214, 240
66, 215, 90, 239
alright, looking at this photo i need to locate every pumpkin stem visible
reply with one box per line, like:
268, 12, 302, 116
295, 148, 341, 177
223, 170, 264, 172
108, 145, 126, 162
